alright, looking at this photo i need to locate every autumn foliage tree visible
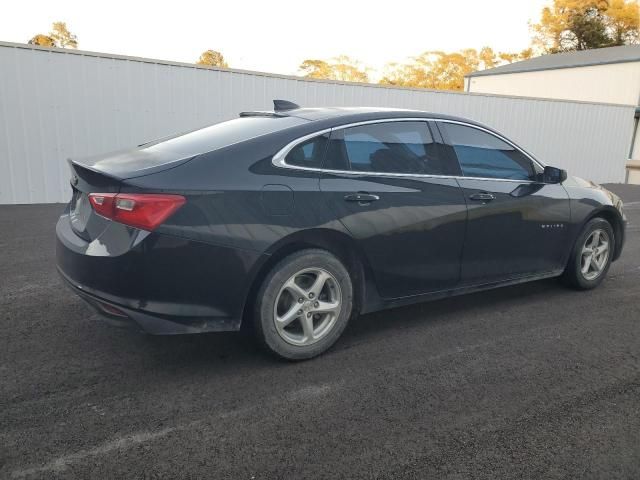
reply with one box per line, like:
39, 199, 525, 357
531, 0, 639, 52
196, 50, 228, 68
380, 47, 534, 91
299, 56, 369, 82
607, 0, 640, 45
29, 22, 78, 48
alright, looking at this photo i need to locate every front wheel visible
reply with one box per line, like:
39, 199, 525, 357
253, 249, 354, 360
562, 217, 614, 290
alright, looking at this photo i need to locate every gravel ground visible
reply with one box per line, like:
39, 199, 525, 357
1, 184, 639, 479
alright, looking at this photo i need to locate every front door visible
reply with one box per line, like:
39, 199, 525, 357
319, 120, 468, 298
437, 121, 571, 284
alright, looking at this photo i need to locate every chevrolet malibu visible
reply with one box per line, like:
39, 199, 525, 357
56, 101, 626, 360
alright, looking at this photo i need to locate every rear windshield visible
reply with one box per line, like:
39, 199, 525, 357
142, 116, 306, 158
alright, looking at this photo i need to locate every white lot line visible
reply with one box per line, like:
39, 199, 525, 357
11, 382, 337, 479
11, 427, 177, 478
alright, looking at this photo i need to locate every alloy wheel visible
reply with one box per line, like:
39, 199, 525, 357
580, 228, 610, 281
273, 268, 342, 346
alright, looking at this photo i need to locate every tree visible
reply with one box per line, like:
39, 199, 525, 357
299, 59, 331, 78
380, 50, 480, 91
606, 0, 640, 45
479, 47, 499, 69
29, 21, 78, 48
28, 34, 56, 48
196, 50, 228, 68
379, 47, 534, 91
299, 56, 369, 82
50, 22, 78, 48
531, 0, 639, 53
499, 48, 534, 63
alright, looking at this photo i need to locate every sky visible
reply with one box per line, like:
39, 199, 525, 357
1, 0, 549, 78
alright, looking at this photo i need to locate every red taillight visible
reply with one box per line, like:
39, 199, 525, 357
88, 193, 116, 218
88, 193, 186, 231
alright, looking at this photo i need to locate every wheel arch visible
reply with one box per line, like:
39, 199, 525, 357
582, 206, 624, 261
240, 228, 379, 329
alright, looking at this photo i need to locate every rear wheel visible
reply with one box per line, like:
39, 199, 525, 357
562, 218, 614, 290
254, 249, 353, 360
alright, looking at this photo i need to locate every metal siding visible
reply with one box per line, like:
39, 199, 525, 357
468, 62, 640, 106
0, 43, 635, 204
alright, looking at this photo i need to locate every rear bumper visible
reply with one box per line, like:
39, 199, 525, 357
58, 268, 241, 334
56, 212, 265, 334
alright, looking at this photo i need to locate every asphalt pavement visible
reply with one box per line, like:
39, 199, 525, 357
1, 184, 639, 479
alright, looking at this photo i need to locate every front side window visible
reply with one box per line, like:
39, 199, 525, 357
440, 123, 535, 180
325, 121, 458, 175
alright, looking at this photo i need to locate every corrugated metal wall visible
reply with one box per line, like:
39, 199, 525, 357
467, 62, 640, 106
0, 41, 636, 204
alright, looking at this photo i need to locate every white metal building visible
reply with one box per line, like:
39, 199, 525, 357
0, 41, 638, 204
465, 45, 640, 183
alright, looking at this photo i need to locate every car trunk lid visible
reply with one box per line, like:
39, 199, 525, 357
67, 160, 123, 241
66, 135, 199, 240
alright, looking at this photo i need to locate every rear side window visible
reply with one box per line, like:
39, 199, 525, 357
143, 116, 306, 158
284, 134, 329, 168
325, 121, 459, 175
440, 123, 535, 180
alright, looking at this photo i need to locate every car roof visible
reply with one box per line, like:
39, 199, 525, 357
285, 106, 414, 120
242, 105, 484, 128
290, 106, 471, 123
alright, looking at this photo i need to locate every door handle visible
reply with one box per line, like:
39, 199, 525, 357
344, 192, 380, 203
469, 192, 495, 202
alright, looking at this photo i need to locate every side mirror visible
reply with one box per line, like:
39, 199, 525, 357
543, 166, 567, 184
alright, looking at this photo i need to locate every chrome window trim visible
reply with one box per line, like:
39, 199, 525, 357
271, 117, 546, 183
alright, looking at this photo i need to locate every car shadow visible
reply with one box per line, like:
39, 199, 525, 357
344, 278, 563, 340
132, 277, 565, 371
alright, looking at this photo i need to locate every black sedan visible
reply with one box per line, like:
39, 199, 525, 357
56, 101, 627, 360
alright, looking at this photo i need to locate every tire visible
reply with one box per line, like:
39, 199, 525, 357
253, 249, 354, 361
562, 217, 614, 290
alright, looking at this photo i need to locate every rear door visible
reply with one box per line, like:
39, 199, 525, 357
318, 120, 467, 299
437, 121, 570, 284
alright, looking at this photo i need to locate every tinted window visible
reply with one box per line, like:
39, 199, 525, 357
285, 134, 329, 168
143, 116, 306, 158
442, 123, 535, 180
328, 121, 458, 175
